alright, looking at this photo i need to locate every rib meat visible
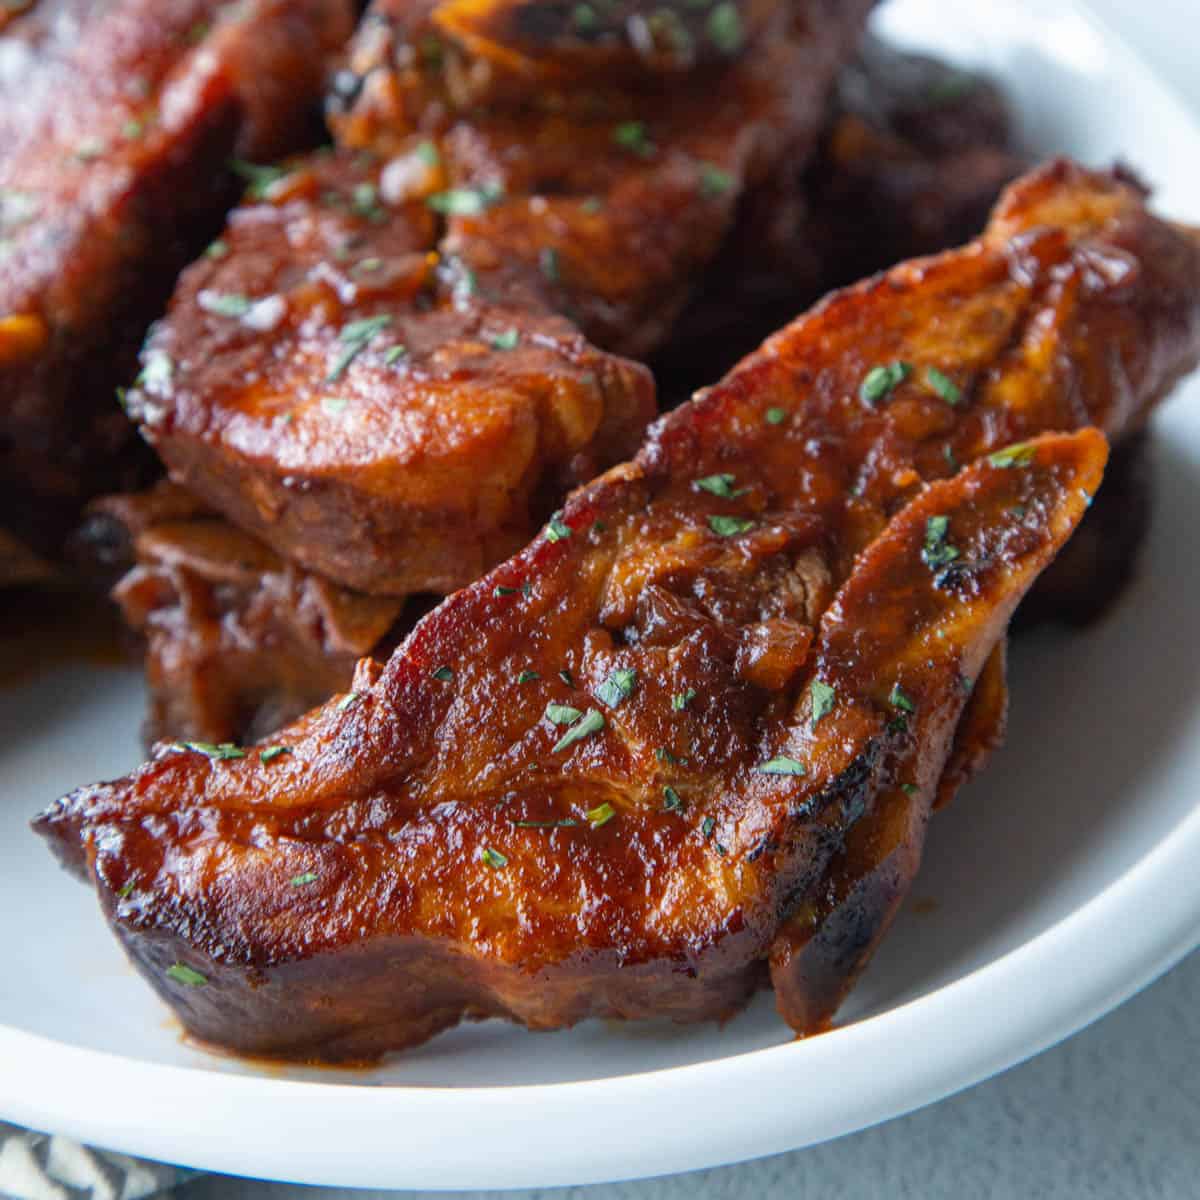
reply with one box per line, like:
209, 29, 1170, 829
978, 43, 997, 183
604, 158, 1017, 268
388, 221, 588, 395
0, 0, 355, 565
125, 149, 655, 596
35, 162, 1200, 1061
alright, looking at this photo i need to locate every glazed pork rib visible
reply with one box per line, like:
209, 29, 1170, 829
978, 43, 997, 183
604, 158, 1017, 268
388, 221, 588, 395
0, 0, 355, 566
36, 162, 1200, 1061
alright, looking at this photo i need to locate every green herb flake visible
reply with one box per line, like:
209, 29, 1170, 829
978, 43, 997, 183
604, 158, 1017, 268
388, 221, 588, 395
545, 512, 572, 542
988, 442, 1037, 469
481, 846, 508, 869
755, 756, 807, 777
595, 667, 637, 708
322, 396, 350, 415
289, 871, 318, 887
352, 182, 383, 220
889, 682, 916, 714
663, 786, 684, 813
572, 1, 597, 29
860, 361, 912, 406
415, 140, 440, 167
117, 881, 136, 899
765, 407, 787, 425
337, 691, 361, 710
581, 196, 604, 214
559, 669, 574, 686
810, 680, 836, 728
383, 344, 408, 365
694, 473, 743, 498
328, 314, 393, 382
921, 514, 960, 571
587, 801, 616, 828
612, 120, 655, 159
122, 118, 145, 139
490, 328, 520, 351
552, 708, 605, 753
260, 745, 291, 764
517, 669, 540, 684
708, 514, 756, 538
901, 783, 919, 796
200, 291, 253, 318
166, 963, 207, 987
943, 444, 958, 471
926, 367, 962, 406
656, 747, 679, 765
513, 818, 579, 829
672, 688, 697, 712
540, 246, 561, 282
493, 584, 520, 598
698, 162, 735, 197
430, 666, 454, 682
701, 816, 716, 839
545, 702, 583, 727
230, 159, 292, 200
173, 740, 245, 761
426, 184, 502, 216
138, 350, 173, 391
706, 1, 743, 53
205, 239, 229, 260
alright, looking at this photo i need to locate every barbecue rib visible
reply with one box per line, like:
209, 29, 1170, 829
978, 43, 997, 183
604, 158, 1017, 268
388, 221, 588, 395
0, 0, 355, 567
36, 162, 1200, 1061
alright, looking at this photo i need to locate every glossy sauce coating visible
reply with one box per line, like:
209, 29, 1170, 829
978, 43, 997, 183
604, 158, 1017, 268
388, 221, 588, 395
128, 151, 655, 595
0, 0, 354, 559
36, 162, 1200, 1061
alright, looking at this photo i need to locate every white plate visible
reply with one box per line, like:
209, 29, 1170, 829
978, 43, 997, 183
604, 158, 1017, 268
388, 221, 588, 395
4, 0, 1200, 1189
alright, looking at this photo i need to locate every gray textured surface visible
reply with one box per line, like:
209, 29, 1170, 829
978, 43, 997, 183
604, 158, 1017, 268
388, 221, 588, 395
181, 949, 1200, 1198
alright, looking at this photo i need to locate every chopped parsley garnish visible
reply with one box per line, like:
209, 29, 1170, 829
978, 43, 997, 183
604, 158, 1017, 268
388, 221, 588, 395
572, 1, 597, 29
861, 361, 912, 406
260, 745, 291, 764
889, 683, 916, 713
698, 162, 735, 197
765, 407, 786, 425
701, 816, 716, 839
173, 741, 245, 761
926, 367, 962, 406
595, 667, 637, 708
517, 670, 540, 684
706, 1, 743, 52
587, 802, 616, 828
943, 444, 958, 471
427, 667, 453, 684
481, 847, 508, 869
656, 747, 680, 765
415, 140, 440, 167
382, 344, 408, 365
426, 184, 502, 215
612, 121, 655, 158
540, 246, 561, 282
988, 442, 1037, 469
755, 756, 807, 777
337, 691, 361, 710
901, 783, 919, 796
545, 702, 583, 726
122, 118, 145, 139
352, 182, 384, 220
199, 292, 253, 318
490, 328, 520, 350
328, 314, 393, 382
545, 512, 572, 542
513, 818, 579, 828
921, 515, 960, 570
708, 514, 756, 537
230, 159, 292, 200
810, 680, 836, 728
663, 786, 684, 812
138, 350, 173, 391
580, 196, 604, 214
694, 473, 744, 498
289, 872, 318, 887
552, 708, 605, 753
166, 963, 207, 987
672, 688, 697, 711
117, 881, 136, 899
205, 239, 229, 260
559, 669, 574, 686
493, 585, 520, 597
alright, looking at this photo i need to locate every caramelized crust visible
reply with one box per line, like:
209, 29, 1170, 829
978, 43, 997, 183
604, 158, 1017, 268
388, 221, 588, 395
0, 0, 355, 562
127, 151, 655, 595
332, 0, 876, 358
36, 163, 1200, 1060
